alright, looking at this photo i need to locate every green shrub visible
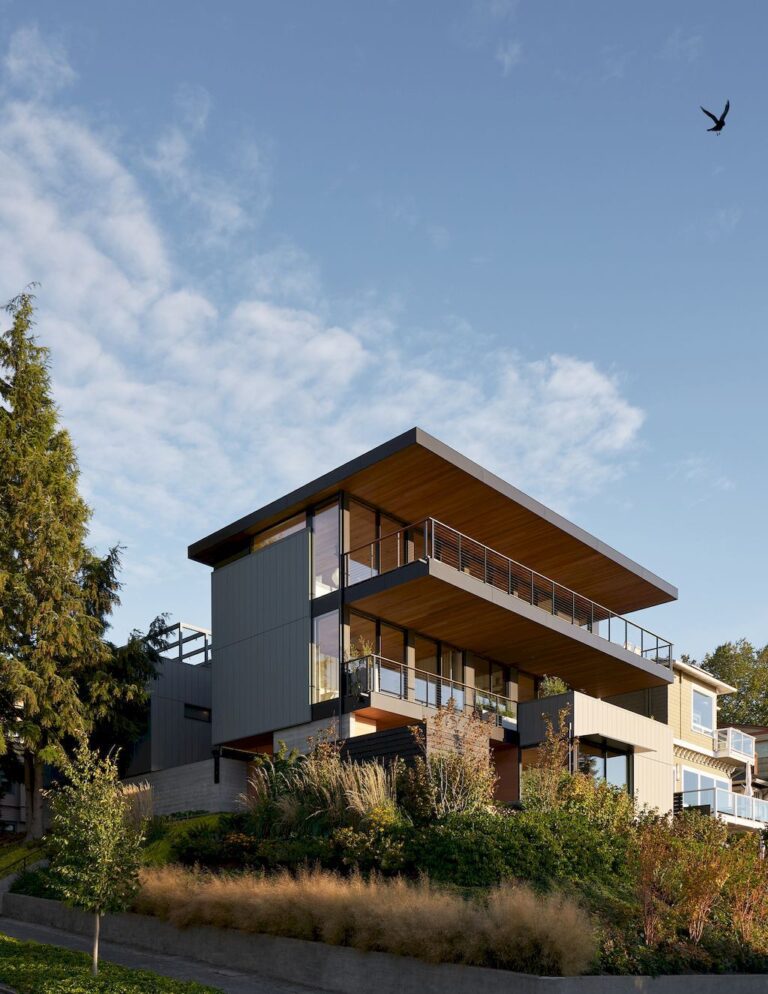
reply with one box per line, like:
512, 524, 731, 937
0, 933, 221, 992
402, 808, 631, 891
9, 866, 63, 900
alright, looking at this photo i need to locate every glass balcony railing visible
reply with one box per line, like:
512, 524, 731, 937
714, 727, 755, 760
344, 518, 673, 666
681, 788, 768, 825
343, 654, 517, 728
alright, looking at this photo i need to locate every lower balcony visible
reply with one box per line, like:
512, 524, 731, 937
676, 787, 768, 831
343, 654, 517, 731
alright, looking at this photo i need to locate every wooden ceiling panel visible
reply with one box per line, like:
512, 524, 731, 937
347, 569, 674, 700
190, 429, 677, 616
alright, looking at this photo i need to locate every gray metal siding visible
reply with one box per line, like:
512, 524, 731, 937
150, 658, 212, 772
211, 529, 312, 745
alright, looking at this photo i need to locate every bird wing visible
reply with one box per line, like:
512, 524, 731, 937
700, 106, 719, 124
721, 99, 730, 121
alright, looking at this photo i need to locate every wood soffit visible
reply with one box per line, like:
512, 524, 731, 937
188, 428, 677, 615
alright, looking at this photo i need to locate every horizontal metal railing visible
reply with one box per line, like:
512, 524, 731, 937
156, 622, 212, 666
344, 655, 517, 726
715, 727, 755, 760
679, 787, 768, 825
345, 518, 673, 666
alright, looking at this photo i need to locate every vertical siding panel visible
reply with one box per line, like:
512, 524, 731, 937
211, 529, 312, 744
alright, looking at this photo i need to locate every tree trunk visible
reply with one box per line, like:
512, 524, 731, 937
23, 753, 45, 840
92, 913, 100, 976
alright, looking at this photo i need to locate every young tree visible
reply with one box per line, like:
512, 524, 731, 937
47, 744, 144, 975
701, 640, 768, 726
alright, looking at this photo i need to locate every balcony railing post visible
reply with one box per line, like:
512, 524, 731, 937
551, 580, 555, 614
572, 591, 575, 625
484, 545, 488, 584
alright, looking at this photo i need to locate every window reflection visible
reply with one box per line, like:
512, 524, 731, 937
312, 611, 339, 703
251, 512, 306, 553
312, 502, 340, 598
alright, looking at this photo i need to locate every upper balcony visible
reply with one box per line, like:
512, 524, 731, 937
344, 518, 674, 698
714, 727, 755, 765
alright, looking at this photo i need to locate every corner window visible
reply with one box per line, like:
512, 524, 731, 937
692, 689, 715, 734
184, 704, 211, 723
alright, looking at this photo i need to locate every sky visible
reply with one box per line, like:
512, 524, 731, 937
0, 1, 765, 661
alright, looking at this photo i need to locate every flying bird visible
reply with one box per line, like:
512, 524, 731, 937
700, 100, 730, 134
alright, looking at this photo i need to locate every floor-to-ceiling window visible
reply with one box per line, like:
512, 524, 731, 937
415, 636, 439, 706
312, 501, 340, 598
311, 610, 339, 703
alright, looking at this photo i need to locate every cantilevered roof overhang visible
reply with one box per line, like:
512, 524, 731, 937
189, 427, 677, 615
345, 559, 675, 699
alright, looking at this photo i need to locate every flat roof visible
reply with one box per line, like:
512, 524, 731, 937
189, 427, 678, 614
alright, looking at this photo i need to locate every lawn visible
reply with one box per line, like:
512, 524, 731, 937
0, 840, 43, 878
0, 934, 222, 993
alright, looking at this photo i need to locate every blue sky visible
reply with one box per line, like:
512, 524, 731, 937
1, 1, 765, 661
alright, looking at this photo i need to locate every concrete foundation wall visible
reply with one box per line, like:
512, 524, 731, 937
3, 894, 768, 994
123, 757, 247, 815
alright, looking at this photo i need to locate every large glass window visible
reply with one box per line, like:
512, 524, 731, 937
349, 612, 376, 659
312, 502, 340, 598
692, 689, 715, 734
415, 636, 439, 706
579, 741, 631, 792
251, 512, 306, 553
378, 623, 406, 697
348, 502, 377, 584
312, 611, 339, 703
682, 768, 731, 813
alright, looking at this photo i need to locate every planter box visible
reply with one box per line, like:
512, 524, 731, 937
3, 893, 768, 994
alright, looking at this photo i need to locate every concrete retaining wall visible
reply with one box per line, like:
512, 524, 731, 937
3, 893, 768, 993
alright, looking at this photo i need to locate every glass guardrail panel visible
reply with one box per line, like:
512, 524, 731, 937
716, 790, 736, 815
734, 794, 751, 819
379, 660, 404, 697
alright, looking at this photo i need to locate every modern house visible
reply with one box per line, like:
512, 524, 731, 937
181, 427, 684, 812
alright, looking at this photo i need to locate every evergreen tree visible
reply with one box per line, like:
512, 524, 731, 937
0, 291, 161, 835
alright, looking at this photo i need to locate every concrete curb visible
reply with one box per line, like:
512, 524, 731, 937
3, 893, 768, 993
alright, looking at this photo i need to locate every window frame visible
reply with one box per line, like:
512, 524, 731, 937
691, 686, 716, 735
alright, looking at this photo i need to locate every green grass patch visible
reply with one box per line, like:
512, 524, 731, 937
141, 814, 221, 867
0, 840, 43, 878
0, 933, 222, 993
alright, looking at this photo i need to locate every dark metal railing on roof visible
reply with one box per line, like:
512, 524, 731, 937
344, 517, 672, 667
156, 622, 212, 666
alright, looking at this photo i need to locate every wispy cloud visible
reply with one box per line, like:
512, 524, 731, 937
495, 39, 523, 76
144, 82, 270, 243
0, 27, 647, 633
3, 24, 76, 98
672, 456, 734, 506
662, 27, 703, 64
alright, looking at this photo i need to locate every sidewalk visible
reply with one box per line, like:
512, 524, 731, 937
0, 917, 324, 994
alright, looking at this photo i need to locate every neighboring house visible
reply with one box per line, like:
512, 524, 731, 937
182, 427, 685, 814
